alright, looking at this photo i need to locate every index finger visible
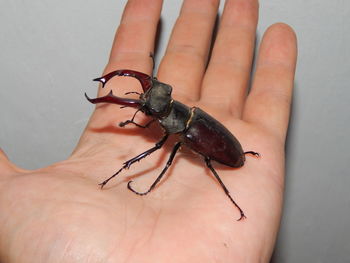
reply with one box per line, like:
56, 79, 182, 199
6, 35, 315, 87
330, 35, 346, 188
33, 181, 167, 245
81, 0, 162, 144
106, 0, 162, 72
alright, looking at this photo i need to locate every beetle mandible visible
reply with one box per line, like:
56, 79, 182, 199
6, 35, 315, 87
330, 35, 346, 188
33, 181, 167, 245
85, 63, 259, 221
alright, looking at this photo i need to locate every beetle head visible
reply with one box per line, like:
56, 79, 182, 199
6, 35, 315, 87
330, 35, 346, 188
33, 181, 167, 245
86, 70, 173, 114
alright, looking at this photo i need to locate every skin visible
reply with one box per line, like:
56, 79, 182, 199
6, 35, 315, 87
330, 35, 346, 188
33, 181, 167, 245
0, 0, 297, 262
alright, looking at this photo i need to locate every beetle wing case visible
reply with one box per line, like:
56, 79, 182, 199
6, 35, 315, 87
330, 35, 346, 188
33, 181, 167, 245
183, 108, 245, 167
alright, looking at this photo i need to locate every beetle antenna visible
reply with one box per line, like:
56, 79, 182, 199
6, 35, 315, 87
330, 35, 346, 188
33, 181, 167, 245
150, 52, 155, 77
125, 91, 141, 95
205, 157, 246, 221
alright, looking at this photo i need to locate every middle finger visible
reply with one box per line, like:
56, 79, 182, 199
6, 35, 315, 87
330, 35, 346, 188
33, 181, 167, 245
201, 0, 259, 117
158, 0, 219, 101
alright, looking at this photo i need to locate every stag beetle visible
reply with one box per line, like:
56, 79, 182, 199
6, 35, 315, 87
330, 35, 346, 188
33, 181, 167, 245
85, 63, 259, 221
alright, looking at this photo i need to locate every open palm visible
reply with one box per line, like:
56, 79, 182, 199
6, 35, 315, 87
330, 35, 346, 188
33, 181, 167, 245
0, 0, 297, 262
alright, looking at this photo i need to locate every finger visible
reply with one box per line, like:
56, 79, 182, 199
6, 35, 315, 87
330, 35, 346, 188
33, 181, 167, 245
201, 0, 259, 116
97, 0, 163, 98
0, 148, 20, 176
88, 0, 162, 118
80, 0, 162, 151
243, 23, 297, 141
108, 0, 162, 71
158, 0, 219, 101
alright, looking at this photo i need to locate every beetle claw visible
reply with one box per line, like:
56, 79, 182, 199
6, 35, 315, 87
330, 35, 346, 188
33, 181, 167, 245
237, 214, 247, 221
244, 151, 260, 158
98, 181, 107, 189
119, 121, 127, 127
127, 180, 150, 196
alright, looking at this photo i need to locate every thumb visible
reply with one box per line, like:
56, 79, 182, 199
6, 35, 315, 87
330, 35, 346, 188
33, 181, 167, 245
0, 147, 21, 176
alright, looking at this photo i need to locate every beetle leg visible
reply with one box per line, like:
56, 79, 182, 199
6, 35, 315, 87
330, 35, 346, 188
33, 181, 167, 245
99, 134, 169, 188
205, 158, 246, 221
127, 142, 182, 196
244, 151, 260, 158
119, 110, 155, 128
119, 109, 141, 127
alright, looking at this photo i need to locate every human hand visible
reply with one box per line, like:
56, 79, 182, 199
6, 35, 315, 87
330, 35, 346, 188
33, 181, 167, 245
0, 0, 297, 262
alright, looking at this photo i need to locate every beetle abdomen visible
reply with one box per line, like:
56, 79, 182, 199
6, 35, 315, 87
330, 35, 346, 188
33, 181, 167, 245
183, 107, 245, 167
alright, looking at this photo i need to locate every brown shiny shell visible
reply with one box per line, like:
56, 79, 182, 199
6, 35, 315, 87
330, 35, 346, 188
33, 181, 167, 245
183, 108, 245, 167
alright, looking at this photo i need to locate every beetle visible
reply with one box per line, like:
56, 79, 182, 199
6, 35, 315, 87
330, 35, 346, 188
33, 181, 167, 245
85, 65, 259, 221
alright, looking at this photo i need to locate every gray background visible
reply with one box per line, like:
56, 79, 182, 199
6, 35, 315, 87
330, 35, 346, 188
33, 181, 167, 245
0, 0, 349, 262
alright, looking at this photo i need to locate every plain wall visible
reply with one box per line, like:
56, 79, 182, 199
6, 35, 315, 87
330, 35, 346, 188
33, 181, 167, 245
1, 0, 349, 262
